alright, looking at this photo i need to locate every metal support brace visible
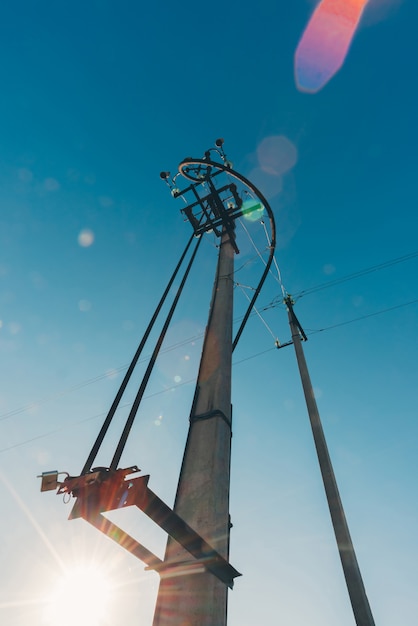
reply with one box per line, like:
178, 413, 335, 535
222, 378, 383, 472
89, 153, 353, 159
65, 468, 240, 589
190, 408, 232, 429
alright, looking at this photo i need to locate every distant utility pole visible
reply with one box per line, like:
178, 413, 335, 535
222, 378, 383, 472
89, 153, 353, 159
285, 296, 375, 626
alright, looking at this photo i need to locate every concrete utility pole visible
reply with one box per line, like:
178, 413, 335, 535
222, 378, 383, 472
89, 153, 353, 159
285, 296, 375, 626
151, 144, 276, 625
37, 142, 275, 626
153, 227, 235, 626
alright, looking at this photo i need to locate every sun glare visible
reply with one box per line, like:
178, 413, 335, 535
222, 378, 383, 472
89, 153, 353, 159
43, 562, 113, 626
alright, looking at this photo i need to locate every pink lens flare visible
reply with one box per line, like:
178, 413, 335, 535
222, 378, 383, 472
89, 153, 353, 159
295, 0, 369, 93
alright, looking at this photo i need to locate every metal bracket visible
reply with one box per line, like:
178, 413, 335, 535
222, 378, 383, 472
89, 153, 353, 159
61, 467, 240, 589
190, 409, 232, 429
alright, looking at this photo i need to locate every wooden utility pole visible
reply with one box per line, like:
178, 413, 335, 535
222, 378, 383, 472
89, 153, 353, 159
153, 227, 235, 626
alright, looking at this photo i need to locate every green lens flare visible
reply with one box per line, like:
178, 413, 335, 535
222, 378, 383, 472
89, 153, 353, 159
242, 199, 265, 222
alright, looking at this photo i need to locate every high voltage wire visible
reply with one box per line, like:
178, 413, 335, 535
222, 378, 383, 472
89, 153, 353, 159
0, 333, 204, 422
0, 252, 418, 422
1, 250, 417, 430
1, 296, 417, 455
0, 305, 266, 422
306, 298, 418, 335
0, 346, 278, 454
234, 299, 418, 356
252, 250, 418, 314
293, 250, 418, 299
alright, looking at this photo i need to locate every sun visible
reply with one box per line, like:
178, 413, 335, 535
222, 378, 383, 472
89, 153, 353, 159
43, 561, 113, 626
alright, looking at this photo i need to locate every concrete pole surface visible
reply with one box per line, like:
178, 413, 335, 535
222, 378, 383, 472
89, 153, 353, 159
152, 228, 235, 626
287, 302, 375, 626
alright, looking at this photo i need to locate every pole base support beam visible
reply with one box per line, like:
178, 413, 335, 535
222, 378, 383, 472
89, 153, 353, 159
58, 466, 240, 589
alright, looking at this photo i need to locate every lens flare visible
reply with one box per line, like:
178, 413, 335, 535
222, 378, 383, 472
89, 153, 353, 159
257, 135, 297, 177
241, 199, 265, 222
78, 229, 95, 247
295, 0, 369, 93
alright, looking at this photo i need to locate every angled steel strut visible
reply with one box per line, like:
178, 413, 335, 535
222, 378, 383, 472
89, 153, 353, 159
39, 467, 240, 588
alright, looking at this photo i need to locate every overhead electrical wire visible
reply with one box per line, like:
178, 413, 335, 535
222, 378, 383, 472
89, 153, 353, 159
0, 334, 204, 423
0, 251, 271, 425
247, 250, 418, 319
1, 248, 417, 434
1, 247, 417, 422
0, 298, 418, 453
307, 298, 418, 335
201, 159, 277, 353
260, 219, 288, 299
1, 295, 417, 457
236, 282, 278, 342
238, 218, 270, 273
293, 250, 418, 299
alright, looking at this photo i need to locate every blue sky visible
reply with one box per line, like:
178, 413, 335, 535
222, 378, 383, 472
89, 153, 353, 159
0, 0, 417, 624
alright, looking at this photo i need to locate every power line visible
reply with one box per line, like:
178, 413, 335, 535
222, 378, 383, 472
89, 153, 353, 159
2, 296, 417, 455
267, 298, 418, 347
253, 250, 418, 316
306, 298, 418, 335
294, 250, 418, 299
2, 290, 416, 426
236, 282, 278, 342
0, 332, 204, 422
1, 250, 417, 426
0, 379, 196, 454
0, 346, 277, 454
